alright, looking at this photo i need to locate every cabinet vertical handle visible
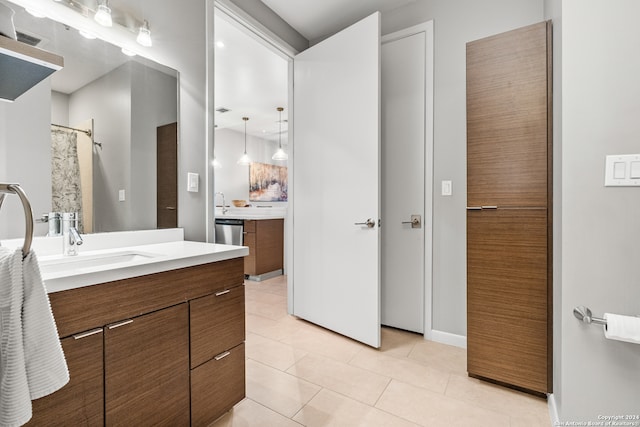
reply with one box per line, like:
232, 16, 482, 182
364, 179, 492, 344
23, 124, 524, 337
214, 351, 231, 361
108, 319, 133, 329
73, 328, 103, 340
215, 289, 231, 297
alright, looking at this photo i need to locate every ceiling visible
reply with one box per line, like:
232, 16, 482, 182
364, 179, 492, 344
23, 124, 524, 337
261, 0, 416, 41
214, 13, 288, 142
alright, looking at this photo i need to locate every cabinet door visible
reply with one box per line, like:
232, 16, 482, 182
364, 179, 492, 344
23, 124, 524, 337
467, 209, 549, 393
27, 329, 104, 426
256, 219, 284, 274
243, 230, 256, 275
191, 343, 245, 426
190, 285, 245, 368
105, 304, 189, 426
466, 22, 551, 208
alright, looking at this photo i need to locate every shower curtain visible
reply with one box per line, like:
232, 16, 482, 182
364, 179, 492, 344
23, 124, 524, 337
51, 129, 84, 233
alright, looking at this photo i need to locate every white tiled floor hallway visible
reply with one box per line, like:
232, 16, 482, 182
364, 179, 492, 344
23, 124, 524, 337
212, 275, 551, 427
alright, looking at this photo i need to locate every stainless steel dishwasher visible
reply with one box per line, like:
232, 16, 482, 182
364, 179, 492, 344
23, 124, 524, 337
214, 218, 244, 245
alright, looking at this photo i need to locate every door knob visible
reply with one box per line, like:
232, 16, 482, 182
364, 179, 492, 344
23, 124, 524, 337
401, 215, 421, 229
354, 218, 376, 228
165, 206, 176, 210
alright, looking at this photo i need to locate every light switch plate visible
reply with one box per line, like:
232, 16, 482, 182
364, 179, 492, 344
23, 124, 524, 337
187, 172, 199, 192
118, 189, 125, 201
605, 154, 640, 186
441, 180, 452, 196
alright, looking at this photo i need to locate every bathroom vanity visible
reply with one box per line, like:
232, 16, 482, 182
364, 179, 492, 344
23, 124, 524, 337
10, 230, 248, 427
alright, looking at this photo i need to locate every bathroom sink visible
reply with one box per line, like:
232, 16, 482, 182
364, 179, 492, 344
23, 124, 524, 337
39, 250, 160, 275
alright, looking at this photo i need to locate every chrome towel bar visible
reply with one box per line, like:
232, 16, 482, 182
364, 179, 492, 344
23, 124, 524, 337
573, 306, 607, 326
0, 183, 34, 258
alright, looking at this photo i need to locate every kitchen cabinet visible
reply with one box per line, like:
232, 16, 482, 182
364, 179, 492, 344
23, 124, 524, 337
466, 21, 552, 394
105, 304, 189, 426
27, 329, 104, 427
35, 258, 246, 426
243, 219, 284, 278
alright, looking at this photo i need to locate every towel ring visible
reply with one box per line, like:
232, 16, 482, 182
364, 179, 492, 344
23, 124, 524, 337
0, 183, 34, 258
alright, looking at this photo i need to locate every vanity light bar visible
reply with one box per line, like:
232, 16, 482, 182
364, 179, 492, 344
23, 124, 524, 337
49, 0, 152, 47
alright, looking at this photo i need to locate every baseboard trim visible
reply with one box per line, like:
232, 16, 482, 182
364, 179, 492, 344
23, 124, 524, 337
548, 393, 559, 426
430, 329, 467, 349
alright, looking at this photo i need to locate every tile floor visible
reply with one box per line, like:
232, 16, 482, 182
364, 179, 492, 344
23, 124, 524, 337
212, 275, 551, 427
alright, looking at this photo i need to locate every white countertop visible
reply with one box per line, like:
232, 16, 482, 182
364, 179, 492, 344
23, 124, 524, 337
215, 206, 287, 220
1, 229, 248, 294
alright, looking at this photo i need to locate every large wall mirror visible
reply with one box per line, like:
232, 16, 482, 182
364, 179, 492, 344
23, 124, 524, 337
0, 2, 178, 239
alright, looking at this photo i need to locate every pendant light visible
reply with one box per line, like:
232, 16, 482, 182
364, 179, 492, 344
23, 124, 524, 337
272, 107, 288, 161
237, 117, 251, 165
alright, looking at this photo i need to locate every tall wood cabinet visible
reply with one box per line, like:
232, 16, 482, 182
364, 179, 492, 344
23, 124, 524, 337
466, 21, 552, 394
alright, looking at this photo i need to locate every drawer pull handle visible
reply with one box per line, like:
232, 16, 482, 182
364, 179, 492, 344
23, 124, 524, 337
73, 328, 103, 340
108, 319, 133, 329
215, 289, 231, 297
214, 351, 231, 361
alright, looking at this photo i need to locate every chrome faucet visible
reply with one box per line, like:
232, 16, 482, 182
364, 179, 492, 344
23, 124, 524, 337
215, 192, 228, 214
62, 212, 83, 256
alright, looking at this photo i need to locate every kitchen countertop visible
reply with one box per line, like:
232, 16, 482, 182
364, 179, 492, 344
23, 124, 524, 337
1, 229, 248, 294
215, 206, 287, 220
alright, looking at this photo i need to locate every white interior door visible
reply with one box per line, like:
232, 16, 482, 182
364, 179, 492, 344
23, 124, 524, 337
292, 12, 381, 348
381, 23, 433, 334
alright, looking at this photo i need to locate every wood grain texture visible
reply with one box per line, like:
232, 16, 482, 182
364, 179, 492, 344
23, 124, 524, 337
49, 258, 244, 337
466, 21, 552, 394
256, 219, 284, 274
105, 304, 189, 426
157, 122, 178, 229
243, 229, 257, 275
0, 34, 64, 67
190, 285, 245, 368
467, 209, 548, 393
27, 331, 104, 426
191, 343, 245, 427
466, 22, 549, 208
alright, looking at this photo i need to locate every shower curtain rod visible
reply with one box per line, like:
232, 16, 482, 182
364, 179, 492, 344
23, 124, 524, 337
51, 123, 92, 138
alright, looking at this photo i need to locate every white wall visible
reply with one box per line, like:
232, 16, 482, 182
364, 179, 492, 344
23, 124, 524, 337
130, 62, 178, 231
50, 91, 69, 125
69, 64, 132, 233
214, 127, 288, 205
557, 0, 640, 421
0, 80, 52, 238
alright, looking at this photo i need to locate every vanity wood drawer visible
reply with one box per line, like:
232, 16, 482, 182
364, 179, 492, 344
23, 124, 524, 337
190, 285, 245, 369
191, 343, 245, 427
49, 257, 244, 338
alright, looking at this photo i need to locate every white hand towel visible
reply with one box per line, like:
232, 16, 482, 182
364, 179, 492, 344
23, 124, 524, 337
22, 250, 69, 400
604, 313, 640, 345
0, 247, 32, 427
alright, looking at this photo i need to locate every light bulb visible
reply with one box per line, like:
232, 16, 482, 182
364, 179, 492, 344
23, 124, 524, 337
94, 3, 112, 27
137, 21, 152, 47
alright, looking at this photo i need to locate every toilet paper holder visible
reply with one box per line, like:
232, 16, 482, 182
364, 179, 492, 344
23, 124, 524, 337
574, 305, 640, 328
573, 306, 608, 326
